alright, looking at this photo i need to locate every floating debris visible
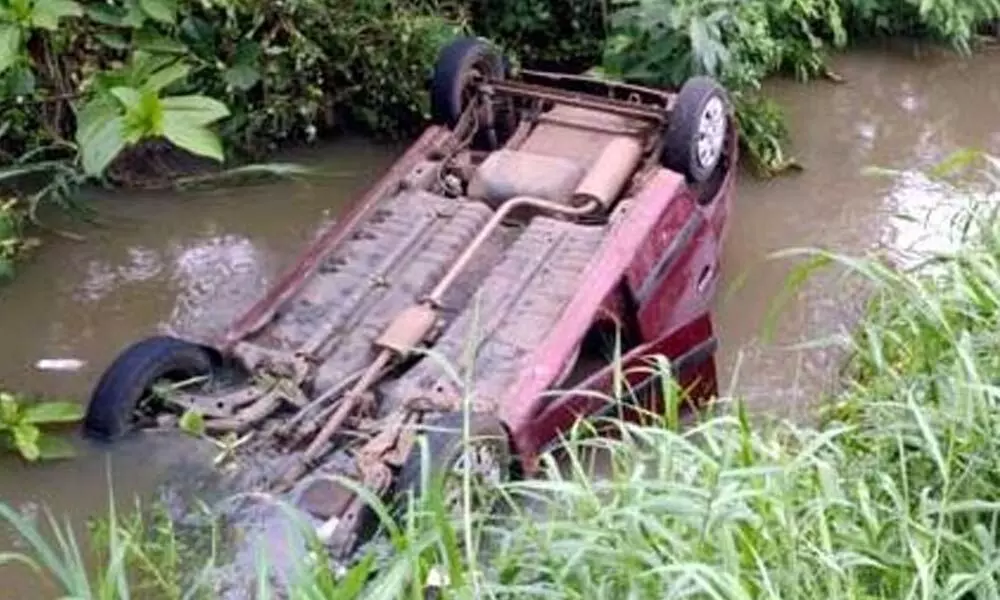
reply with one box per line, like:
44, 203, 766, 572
35, 358, 86, 372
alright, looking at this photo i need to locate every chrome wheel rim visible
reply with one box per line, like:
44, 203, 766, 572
696, 96, 727, 169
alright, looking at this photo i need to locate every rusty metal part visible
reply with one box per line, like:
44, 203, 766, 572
202, 387, 284, 433
427, 195, 601, 306
518, 68, 674, 106
373, 303, 440, 355
487, 80, 667, 124
231, 341, 311, 381
276, 349, 394, 489
571, 136, 645, 209
501, 118, 534, 152
288, 390, 378, 445
535, 109, 650, 137
165, 386, 268, 419
274, 367, 369, 439
357, 411, 418, 467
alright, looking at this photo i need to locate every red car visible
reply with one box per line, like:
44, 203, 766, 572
83, 37, 737, 555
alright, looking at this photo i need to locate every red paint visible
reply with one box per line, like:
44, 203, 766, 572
499, 127, 738, 472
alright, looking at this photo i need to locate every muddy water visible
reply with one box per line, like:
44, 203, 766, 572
714, 41, 1000, 421
1, 41, 1000, 594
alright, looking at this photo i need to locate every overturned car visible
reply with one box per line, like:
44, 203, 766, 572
83, 37, 738, 558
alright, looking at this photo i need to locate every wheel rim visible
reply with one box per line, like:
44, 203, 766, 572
442, 440, 506, 513
696, 96, 727, 170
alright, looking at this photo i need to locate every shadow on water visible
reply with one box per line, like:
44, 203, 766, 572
3, 39, 1000, 593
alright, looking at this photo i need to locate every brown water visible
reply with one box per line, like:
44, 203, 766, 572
2, 42, 1000, 595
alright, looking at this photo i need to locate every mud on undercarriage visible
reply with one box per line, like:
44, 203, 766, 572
82, 36, 735, 562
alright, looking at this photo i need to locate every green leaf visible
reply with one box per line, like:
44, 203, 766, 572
161, 94, 229, 125
94, 32, 129, 50
110, 85, 142, 109
5, 63, 35, 95
78, 114, 126, 176
13, 423, 39, 461
0, 24, 22, 76
21, 401, 83, 425
0, 393, 19, 424
84, 3, 126, 26
35, 434, 76, 460
121, 88, 163, 142
134, 28, 188, 55
223, 40, 261, 91
178, 410, 205, 436
138, 0, 176, 24
74, 97, 119, 148
162, 120, 224, 162
30, 0, 83, 30
121, 0, 146, 27
142, 62, 190, 92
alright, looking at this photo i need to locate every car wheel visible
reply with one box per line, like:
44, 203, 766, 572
395, 411, 512, 517
83, 335, 217, 441
661, 76, 731, 184
430, 37, 506, 128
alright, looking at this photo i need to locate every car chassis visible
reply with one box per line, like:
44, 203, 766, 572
83, 37, 739, 558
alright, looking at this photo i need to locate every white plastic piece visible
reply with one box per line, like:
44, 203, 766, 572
35, 358, 86, 372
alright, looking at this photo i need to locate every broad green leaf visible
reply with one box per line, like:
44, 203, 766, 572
223, 40, 261, 91
121, 0, 146, 27
0, 393, 19, 423
21, 401, 83, 425
94, 32, 128, 50
0, 24, 22, 76
121, 88, 163, 142
134, 28, 188, 55
223, 63, 260, 92
79, 115, 126, 176
161, 94, 230, 125
138, 0, 176, 24
110, 85, 142, 109
142, 61, 190, 92
30, 0, 82, 30
161, 116, 224, 163
35, 434, 76, 460
13, 423, 39, 461
178, 410, 205, 436
74, 97, 120, 149
6, 0, 31, 22
84, 3, 126, 26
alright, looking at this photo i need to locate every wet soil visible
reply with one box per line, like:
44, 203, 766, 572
3, 40, 1000, 595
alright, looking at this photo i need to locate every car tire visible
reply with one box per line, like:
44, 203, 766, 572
395, 411, 513, 512
83, 335, 217, 442
661, 76, 731, 183
430, 37, 507, 129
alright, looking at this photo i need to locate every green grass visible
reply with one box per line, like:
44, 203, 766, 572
5, 157, 1000, 598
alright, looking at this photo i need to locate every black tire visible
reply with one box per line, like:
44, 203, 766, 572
661, 76, 731, 183
430, 37, 506, 129
395, 412, 512, 508
83, 335, 216, 441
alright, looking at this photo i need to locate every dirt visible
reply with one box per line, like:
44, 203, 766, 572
2, 40, 1000, 595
